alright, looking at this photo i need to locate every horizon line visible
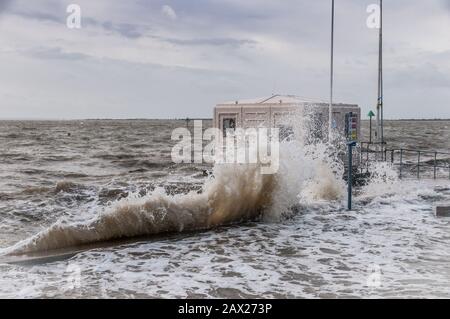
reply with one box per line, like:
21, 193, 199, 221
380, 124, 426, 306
1, 117, 450, 121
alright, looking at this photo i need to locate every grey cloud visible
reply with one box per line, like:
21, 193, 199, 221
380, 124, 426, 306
159, 36, 257, 48
11, 8, 147, 39
1, 0, 450, 119
137, 0, 271, 22
24, 45, 229, 75
388, 63, 450, 89
102, 21, 143, 39
27, 47, 89, 61
83, 17, 146, 39
442, 0, 450, 10
85, 14, 256, 46
11, 8, 63, 23
0, 0, 12, 13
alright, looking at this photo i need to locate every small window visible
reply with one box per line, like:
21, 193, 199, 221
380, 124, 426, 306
223, 118, 236, 137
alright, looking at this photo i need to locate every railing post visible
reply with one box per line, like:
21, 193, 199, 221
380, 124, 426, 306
366, 143, 369, 173
359, 145, 363, 174
399, 149, 403, 179
417, 151, 421, 179
434, 152, 437, 180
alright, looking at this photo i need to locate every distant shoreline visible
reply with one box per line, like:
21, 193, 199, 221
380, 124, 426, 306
0, 118, 449, 122
362, 119, 450, 122
0, 118, 214, 121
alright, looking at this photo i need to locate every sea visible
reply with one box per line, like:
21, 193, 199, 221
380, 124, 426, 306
0, 119, 449, 298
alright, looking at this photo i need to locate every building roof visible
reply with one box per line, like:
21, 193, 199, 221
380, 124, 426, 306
217, 94, 355, 106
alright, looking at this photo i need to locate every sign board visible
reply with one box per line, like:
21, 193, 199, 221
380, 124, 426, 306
345, 112, 358, 141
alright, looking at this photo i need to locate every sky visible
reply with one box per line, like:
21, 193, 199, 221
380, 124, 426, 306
0, 0, 449, 119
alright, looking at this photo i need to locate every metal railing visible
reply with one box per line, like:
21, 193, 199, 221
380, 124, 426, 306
359, 142, 450, 180
385, 148, 450, 179
358, 141, 386, 175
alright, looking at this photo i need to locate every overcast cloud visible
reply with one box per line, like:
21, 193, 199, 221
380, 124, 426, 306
0, 0, 449, 119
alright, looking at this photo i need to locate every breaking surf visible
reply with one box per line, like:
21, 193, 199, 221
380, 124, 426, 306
1, 136, 346, 260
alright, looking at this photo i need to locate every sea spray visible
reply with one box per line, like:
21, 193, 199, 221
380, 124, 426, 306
3, 163, 277, 255
266, 140, 345, 220
2, 114, 348, 256
358, 161, 399, 199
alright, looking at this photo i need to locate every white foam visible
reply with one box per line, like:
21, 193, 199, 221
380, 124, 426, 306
3, 115, 347, 256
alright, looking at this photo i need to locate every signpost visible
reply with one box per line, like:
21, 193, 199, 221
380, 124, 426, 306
347, 141, 357, 211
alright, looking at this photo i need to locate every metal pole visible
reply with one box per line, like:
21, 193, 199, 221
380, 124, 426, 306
376, 0, 383, 145
360, 146, 363, 174
379, 0, 384, 145
347, 141, 356, 211
369, 116, 372, 144
366, 143, 369, 172
329, 0, 335, 141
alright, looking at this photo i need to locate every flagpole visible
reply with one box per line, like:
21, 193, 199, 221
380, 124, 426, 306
377, 0, 383, 144
329, 0, 335, 141
380, 0, 384, 144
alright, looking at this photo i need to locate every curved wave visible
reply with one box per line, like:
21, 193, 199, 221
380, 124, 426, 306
5, 163, 276, 255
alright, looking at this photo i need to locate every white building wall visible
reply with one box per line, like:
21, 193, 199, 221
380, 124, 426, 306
214, 100, 361, 141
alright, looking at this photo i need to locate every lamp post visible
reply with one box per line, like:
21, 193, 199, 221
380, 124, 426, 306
328, 0, 335, 141
376, 0, 384, 144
